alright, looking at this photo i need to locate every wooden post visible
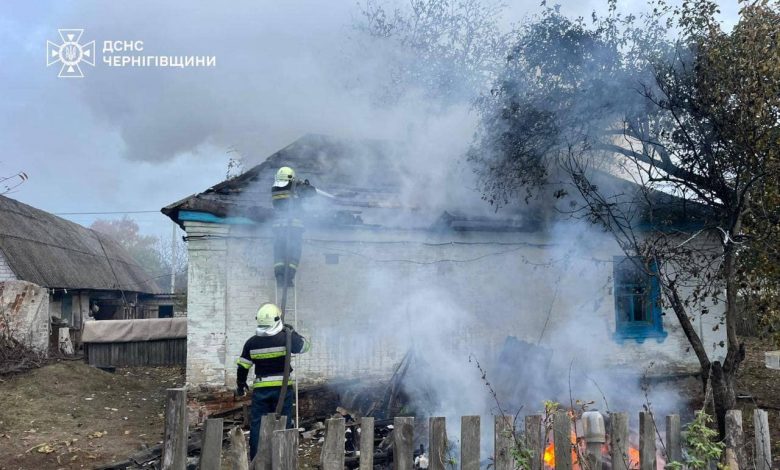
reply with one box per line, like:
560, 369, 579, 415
524, 415, 543, 470
429, 417, 447, 470
665, 414, 681, 467
553, 410, 572, 470
229, 426, 249, 470
754, 409, 772, 470
460, 416, 480, 470
161, 388, 188, 470
494, 415, 514, 470
609, 412, 629, 470
271, 428, 298, 470
724, 410, 745, 470
321, 417, 346, 470
393, 416, 414, 470
253, 414, 286, 470
199, 418, 224, 470
359, 417, 375, 470
638, 412, 656, 470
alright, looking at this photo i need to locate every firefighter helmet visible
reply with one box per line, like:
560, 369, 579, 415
256, 303, 282, 330
275, 166, 295, 186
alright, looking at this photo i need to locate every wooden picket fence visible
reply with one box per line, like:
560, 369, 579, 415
158, 388, 774, 470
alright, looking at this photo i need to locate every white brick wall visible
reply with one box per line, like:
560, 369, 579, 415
184, 221, 231, 386
0, 249, 17, 281
185, 221, 728, 387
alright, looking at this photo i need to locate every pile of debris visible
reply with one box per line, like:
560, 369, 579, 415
298, 409, 426, 469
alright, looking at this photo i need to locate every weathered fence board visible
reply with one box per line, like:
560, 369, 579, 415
271, 429, 298, 470
609, 412, 629, 470
199, 418, 223, 470
754, 409, 772, 470
161, 388, 188, 470
524, 415, 542, 470
553, 410, 572, 470
724, 410, 744, 469
665, 414, 681, 467
638, 412, 656, 470
229, 426, 249, 470
429, 417, 447, 470
494, 415, 514, 470
461, 416, 480, 470
254, 414, 286, 470
359, 417, 374, 470
321, 418, 346, 470
393, 417, 414, 470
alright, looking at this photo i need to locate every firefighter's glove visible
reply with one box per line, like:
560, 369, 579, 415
235, 382, 249, 397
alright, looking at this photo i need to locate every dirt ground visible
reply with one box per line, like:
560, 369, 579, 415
0, 360, 184, 470
0, 337, 777, 469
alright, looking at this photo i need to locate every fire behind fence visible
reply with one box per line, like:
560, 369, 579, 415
148, 388, 774, 470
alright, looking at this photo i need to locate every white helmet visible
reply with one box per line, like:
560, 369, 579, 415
256, 303, 283, 336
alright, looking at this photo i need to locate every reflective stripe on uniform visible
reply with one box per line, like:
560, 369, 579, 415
253, 375, 286, 388
250, 346, 287, 360
301, 338, 311, 353
236, 357, 253, 369
272, 193, 291, 200
273, 262, 298, 270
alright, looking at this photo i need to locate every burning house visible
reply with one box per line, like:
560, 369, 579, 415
0, 195, 171, 352
163, 134, 727, 411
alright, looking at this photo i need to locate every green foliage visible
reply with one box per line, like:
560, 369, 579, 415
666, 411, 726, 470
508, 435, 535, 470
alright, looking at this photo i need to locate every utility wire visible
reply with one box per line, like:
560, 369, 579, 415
54, 210, 160, 215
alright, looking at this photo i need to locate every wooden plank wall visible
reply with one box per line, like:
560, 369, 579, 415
85, 339, 186, 367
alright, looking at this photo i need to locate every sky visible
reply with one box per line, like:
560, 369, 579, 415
0, 0, 741, 240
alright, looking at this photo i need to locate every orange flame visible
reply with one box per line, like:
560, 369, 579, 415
628, 447, 640, 468
542, 437, 642, 469
542, 431, 580, 469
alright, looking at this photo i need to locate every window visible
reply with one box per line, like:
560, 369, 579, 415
613, 257, 667, 343
158, 305, 174, 318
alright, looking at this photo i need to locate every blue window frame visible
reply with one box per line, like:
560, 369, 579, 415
613, 257, 667, 343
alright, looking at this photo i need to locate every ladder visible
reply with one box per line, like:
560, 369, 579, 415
275, 280, 299, 428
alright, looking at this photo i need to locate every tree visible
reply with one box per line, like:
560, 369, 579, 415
355, 0, 514, 104
90, 217, 188, 292
471, 0, 780, 436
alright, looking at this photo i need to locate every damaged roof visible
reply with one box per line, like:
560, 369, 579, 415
162, 134, 540, 231
0, 195, 161, 293
162, 133, 708, 233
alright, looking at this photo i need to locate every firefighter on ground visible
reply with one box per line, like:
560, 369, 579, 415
271, 166, 316, 287
236, 302, 310, 461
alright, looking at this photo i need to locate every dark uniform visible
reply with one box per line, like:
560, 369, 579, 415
271, 180, 315, 286
236, 328, 310, 460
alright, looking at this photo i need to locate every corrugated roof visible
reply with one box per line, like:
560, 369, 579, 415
0, 195, 161, 293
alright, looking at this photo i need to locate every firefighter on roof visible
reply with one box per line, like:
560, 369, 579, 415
235, 302, 310, 461
271, 166, 316, 287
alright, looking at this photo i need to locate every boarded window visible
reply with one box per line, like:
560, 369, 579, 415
613, 257, 667, 343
